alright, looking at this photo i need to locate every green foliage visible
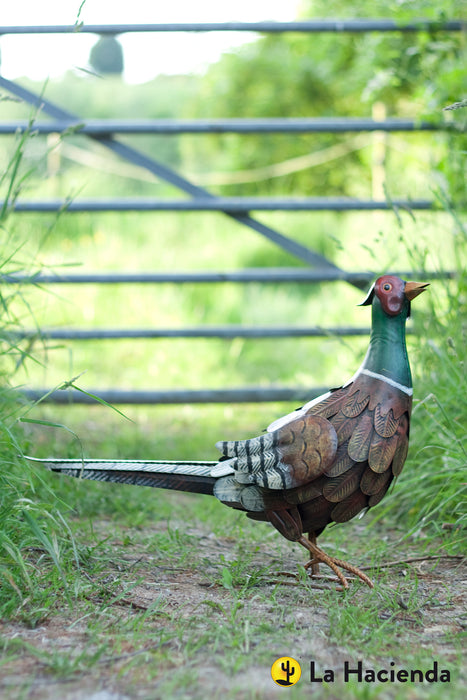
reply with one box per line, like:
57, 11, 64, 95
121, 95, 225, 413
184, 0, 466, 200
0, 72, 201, 183
188, 33, 368, 195
303, 0, 465, 106
0, 122, 84, 618
0, 359, 80, 618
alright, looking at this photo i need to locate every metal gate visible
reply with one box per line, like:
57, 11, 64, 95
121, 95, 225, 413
0, 19, 462, 405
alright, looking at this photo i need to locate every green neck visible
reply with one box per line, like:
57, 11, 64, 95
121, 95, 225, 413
360, 297, 412, 389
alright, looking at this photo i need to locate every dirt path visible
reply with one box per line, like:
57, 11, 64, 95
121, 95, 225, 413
0, 526, 465, 700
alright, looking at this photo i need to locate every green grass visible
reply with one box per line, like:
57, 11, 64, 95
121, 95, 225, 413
0, 129, 86, 625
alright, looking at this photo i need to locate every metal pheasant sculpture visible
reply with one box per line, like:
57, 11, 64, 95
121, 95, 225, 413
28, 275, 428, 589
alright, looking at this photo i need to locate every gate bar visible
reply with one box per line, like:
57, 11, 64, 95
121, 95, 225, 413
1, 269, 449, 285
8, 197, 435, 212
0, 118, 451, 134
1, 20, 464, 34
14, 326, 375, 340
22, 386, 330, 405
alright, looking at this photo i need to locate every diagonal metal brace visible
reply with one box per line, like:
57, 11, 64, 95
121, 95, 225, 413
0, 75, 366, 289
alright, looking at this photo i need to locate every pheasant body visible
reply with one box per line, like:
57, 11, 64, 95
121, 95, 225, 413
213, 275, 418, 547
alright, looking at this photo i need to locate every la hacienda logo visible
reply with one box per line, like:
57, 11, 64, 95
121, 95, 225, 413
271, 658, 451, 686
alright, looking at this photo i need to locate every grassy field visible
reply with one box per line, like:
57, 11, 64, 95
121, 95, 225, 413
1, 93, 466, 698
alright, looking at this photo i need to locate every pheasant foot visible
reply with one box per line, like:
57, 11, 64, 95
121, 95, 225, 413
298, 535, 374, 590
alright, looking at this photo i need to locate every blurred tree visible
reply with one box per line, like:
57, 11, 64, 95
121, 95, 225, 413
185, 0, 465, 200
89, 35, 124, 75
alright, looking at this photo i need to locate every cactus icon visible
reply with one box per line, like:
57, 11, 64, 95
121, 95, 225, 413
281, 659, 295, 683
271, 656, 301, 686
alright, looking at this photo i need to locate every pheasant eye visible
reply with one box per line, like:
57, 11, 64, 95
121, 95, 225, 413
383, 283, 392, 291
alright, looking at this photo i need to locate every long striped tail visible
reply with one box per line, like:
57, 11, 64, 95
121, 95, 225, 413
24, 457, 218, 496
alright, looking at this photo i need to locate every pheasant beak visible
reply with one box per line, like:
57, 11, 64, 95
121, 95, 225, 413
404, 281, 429, 301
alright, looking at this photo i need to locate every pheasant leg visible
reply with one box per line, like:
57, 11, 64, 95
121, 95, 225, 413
298, 535, 374, 589
307, 533, 321, 576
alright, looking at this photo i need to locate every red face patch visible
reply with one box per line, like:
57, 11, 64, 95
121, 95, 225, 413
374, 275, 406, 316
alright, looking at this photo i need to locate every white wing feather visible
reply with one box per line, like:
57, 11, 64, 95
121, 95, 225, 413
266, 390, 332, 432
